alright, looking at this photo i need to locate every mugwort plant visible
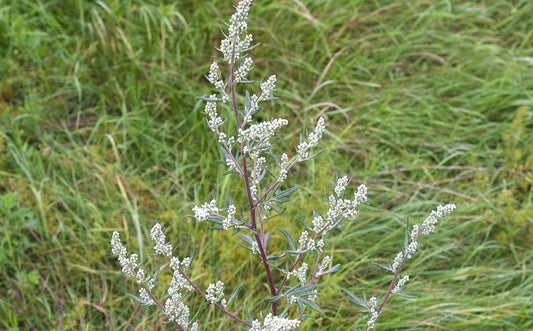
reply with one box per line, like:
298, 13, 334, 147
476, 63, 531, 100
110, 1, 456, 330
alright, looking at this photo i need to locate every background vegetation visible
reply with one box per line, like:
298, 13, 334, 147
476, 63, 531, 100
1, 0, 532, 329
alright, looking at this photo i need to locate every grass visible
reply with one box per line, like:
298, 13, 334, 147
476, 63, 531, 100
1, 0, 532, 329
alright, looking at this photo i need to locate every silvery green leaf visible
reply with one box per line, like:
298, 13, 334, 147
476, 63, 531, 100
266, 202, 282, 214
404, 217, 410, 252
341, 288, 367, 308
238, 233, 254, 245
271, 186, 299, 203
298, 297, 323, 314
228, 282, 245, 305
372, 261, 392, 272
320, 263, 340, 275
395, 292, 417, 299
299, 150, 322, 162
266, 294, 283, 303
278, 228, 296, 251
285, 284, 320, 297
126, 293, 152, 306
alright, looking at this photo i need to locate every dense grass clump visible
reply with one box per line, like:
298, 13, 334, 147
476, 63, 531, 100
1, 0, 532, 329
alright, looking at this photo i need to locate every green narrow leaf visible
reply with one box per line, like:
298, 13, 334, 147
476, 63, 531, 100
298, 297, 323, 314
404, 217, 410, 252
320, 263, 341, 275
126, 293, 152, 306
228, 282, 245, 305
341, 288, 367, 308
279, 228, 296, 251
372, 261, 392, 272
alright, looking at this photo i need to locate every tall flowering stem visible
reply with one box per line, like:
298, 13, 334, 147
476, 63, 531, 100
111, 1, 457, 330
364, 204, 456, 330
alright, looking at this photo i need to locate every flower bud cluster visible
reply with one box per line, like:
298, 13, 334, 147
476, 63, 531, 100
112, 224, 198, 329
192, 199, 219, 222
150, 223, 172, 257
234, 57, 253, 82
317, 255, 331, 276
249, 313, 301, 331
287, 263, 308, 285
166, 257, 195, 327
260, 75, 277, 99
421, 203, 456, 235
204, 95, 223, 131
237, 118, 289, 148
324, 177, 368, 230
111, 231, 155, 305
278, 153, 288, 182
392, 275, 410, 294
220, 0, 253, 63
222, 204, 236, 230
391, 204, 456, 273
297, 117, 325, 159
207, 62, 224, 89
366, 296, 379, 329
205, 280, 227, 307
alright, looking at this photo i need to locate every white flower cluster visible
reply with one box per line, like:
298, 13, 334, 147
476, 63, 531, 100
316, 176, 367, 233
111, 231, 134, 277
317, 255, 331, 276
222, 204, 236, 230
192, 199, 219, 222
207, 62, 224, 89
421, 203, 456, 235
220, 0, 253, 64
392, 251, 404, 273
234, 56, 253, 82
297, 231, 315, 252
287, 263, 308, 285
278, 153, 288, 182
150, 223, 172, 257
391, 203, 456, 274
111, 231, 155, 305
237, 118, 289, 147
260, 75, 277, 99
251, 241, 259, 255
249, 313, 301, 331
367, 296, 379, 330
205, 280, 227, 307
296, 117, 325, 159
165, 256, 196, 329
204, 95, 223, 131
392, 275, 410, 294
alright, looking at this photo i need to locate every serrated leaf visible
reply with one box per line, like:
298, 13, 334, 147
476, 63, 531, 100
279, 228, 297, 251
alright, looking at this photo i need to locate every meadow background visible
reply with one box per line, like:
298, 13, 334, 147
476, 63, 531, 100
1, 0, 532, 329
